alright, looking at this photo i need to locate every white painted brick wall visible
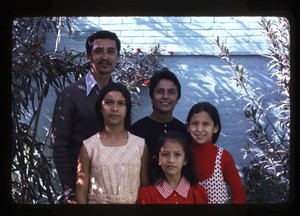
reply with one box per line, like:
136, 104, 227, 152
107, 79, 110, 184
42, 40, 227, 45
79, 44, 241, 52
40, 16, 283, 167
46, 16, 278, 55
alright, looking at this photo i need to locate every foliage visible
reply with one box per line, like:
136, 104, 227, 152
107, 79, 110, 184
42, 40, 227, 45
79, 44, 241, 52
215, 17, 290, 203
11, 17, 169, 203
11, 17, 79, 204
113, 45, 169, 104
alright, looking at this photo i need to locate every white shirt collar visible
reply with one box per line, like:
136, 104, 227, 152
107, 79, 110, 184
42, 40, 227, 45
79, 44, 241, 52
85, 71, 99, 96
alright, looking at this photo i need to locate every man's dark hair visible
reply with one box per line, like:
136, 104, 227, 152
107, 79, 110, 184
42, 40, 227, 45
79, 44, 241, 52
86, 30, 121, 56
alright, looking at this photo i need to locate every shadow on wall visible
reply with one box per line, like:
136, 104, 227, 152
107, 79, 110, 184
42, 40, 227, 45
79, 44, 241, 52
43, 16, 279, 170
131, 55, 276, 168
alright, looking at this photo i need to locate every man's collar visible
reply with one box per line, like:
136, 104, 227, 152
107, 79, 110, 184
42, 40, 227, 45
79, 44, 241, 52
85, 71, 98, 96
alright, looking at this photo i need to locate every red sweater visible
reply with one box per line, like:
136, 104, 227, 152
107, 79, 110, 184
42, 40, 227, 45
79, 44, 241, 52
191, 141, 246, 203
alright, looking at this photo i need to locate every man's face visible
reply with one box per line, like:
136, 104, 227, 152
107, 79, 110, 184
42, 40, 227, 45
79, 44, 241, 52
87, 38, 119, 76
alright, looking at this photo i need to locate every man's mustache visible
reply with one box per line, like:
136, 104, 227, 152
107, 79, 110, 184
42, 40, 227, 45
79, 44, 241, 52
98, 60, 112, 65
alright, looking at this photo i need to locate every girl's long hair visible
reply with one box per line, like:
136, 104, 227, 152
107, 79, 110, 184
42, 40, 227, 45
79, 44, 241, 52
95, 82, 132, 130
151, 130, 198, 186
186, 102, 221, 144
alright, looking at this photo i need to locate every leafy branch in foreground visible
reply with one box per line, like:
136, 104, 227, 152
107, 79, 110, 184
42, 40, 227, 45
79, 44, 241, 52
113, 44, 171, 104
11, 17, 172, 203
215, 17, 290, 203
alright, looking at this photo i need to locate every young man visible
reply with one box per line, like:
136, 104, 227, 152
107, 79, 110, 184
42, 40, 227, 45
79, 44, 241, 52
129, 68, 188, 166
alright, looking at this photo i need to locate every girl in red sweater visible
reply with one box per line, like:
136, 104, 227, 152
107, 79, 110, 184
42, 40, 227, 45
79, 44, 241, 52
138, 131, 208, 204
186, 102, 246, 204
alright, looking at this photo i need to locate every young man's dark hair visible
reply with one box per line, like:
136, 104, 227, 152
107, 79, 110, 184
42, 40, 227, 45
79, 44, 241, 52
149, 67, 181, 100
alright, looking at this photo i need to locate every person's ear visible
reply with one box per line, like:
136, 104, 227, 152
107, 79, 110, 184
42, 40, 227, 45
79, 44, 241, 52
213, 124, 219, 133
186, 124, 190, 133
157, 154, 161, 165
85, 52, 90, 61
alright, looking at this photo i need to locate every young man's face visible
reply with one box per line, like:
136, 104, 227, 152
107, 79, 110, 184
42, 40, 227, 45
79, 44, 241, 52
152, 79, 179, 114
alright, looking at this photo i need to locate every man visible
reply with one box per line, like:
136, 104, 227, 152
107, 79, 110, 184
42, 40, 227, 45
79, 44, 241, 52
51, 30, 120, 203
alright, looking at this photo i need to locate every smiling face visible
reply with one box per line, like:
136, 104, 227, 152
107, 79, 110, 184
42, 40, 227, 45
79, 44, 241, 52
187, 111, 219, 145
152, 79, 179, 114
158, 139, 187, 179
101, 90, 127, 127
